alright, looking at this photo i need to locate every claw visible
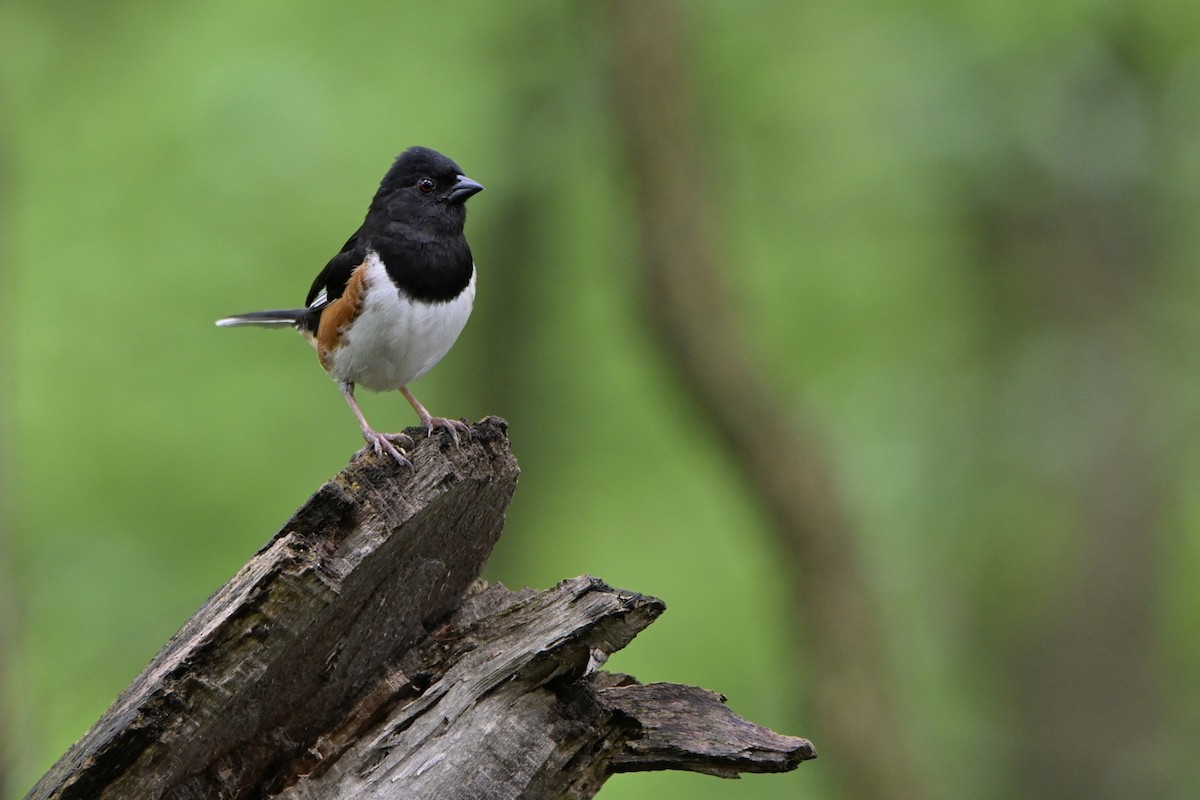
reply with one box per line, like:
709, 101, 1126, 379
385, 431, 416, 450
425, 417, 471, 447
361, 430, 413, 468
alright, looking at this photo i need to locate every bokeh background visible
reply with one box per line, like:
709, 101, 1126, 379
3, 1, 1200, 798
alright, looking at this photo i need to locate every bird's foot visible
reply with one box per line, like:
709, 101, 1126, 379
423, 416, 471, 447
360, 429, 413, 468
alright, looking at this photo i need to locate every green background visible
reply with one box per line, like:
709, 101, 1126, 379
4, 2, 1200, 798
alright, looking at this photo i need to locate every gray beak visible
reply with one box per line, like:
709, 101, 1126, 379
446, 174, 485, 204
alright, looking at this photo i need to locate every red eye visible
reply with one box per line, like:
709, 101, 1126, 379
417, 177, 436, 193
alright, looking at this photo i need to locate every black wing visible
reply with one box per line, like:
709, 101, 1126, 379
305, 232, 368, 311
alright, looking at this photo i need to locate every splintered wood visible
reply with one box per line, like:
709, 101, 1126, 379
27, 418, 813, 800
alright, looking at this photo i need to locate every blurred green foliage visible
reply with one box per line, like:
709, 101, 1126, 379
3, 1, 1200, 799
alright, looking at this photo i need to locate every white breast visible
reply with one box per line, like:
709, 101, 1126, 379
326, 251, 475, 392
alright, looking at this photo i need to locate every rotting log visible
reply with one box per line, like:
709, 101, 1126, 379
27, 418, 814, 800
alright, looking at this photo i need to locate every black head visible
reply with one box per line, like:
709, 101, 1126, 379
367, 146, 484, 237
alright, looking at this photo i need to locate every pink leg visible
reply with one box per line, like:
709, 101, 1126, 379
339, 381, 413, 467
399, 386, 470, 446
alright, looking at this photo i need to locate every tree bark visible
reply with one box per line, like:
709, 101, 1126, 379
27, 418, 813, 800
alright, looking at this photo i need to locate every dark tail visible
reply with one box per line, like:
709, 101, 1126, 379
215, 309, 307, 329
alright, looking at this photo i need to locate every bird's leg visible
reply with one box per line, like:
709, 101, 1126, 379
339, 380, 413, 466
399, 386, 470, 446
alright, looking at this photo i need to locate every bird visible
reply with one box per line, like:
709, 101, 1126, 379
216, 146, 484, 467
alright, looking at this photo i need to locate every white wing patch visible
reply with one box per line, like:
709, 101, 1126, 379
309, 286, 329, 309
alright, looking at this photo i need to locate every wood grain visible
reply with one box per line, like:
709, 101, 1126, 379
26, 417, 813, 800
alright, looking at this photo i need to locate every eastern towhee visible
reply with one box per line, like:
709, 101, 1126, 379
217, 146, 484, 466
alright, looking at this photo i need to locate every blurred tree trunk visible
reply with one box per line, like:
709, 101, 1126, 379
605, 3, 926, 799
456, 6, 580, 574
968, 42, 1163, 799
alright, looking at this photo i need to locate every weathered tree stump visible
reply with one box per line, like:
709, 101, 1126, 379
27, 418, 814, 799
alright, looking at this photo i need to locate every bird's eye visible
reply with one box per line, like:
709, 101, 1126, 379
417, 177, 436, 193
